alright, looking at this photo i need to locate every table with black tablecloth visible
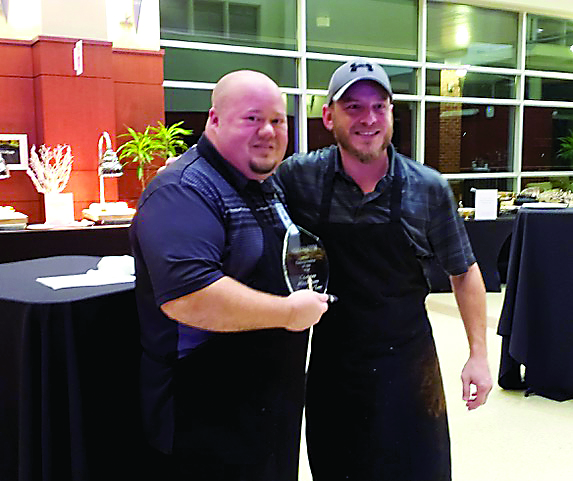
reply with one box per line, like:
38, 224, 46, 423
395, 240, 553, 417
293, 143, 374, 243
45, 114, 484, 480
0, 256, 153, 481
427, 216, 515, 292
498, 207, 573, 401
0, 224, 131, 264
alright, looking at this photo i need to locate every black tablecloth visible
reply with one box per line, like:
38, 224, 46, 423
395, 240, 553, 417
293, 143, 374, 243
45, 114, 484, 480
427, 216, 514, 292
0, 225, 131, 264
498, 207, 573, 401
0, 256, 152, 481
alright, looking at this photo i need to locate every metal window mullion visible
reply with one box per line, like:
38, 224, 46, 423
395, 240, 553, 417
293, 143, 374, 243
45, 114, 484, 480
521, 170, 573, 178
425, 62, 521, 77
443, 172, 518, 180
417, 0, 427, 165
514, 12, 528, 192
297, 0, 308, 154
425, 96, 520, 106
160, 39, 303, 58
223, 1, 230, 39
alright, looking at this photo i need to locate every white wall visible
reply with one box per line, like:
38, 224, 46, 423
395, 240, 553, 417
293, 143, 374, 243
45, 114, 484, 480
0, 0, 160, 50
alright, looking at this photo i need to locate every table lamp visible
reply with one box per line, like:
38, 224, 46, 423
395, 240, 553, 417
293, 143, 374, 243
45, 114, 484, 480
82, 132, 135, 224
97, 131, 123, 204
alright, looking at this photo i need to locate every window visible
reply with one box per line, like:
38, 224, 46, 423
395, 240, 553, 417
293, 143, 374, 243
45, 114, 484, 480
425, 102, 514, 174
306, 0, 418, 61
160, 0, 296, 50
161, 1, 573, 193
526, 15, 573, 73
427, 2, 519, 68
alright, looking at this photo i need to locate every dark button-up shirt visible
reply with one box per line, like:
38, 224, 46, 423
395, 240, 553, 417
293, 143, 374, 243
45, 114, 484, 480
274, 144, 475, 277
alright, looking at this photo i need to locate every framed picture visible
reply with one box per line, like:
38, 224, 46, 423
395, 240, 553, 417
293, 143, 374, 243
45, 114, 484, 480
0, 134, 29, 171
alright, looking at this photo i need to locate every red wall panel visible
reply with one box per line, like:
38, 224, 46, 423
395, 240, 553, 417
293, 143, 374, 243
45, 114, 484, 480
0, 37, 165, 223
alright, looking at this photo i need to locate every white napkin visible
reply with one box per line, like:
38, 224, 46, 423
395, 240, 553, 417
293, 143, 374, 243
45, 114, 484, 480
36, 255, 135, 290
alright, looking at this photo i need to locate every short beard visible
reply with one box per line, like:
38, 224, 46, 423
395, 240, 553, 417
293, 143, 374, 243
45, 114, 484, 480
249, 159, 278, 175
332, 126, 392, 164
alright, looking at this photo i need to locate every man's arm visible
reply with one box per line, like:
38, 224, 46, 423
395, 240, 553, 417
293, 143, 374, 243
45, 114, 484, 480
449, 262, 493, 410
162, 276, 329, 332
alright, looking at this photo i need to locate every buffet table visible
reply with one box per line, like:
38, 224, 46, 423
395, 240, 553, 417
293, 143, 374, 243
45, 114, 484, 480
0, 224, 131, 263
0, 256, 153, 481
498, 207, 573, 401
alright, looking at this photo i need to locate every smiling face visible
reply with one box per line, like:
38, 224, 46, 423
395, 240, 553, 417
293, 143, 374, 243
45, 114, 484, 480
206, 71, 288, 181
323, 80, 394, 165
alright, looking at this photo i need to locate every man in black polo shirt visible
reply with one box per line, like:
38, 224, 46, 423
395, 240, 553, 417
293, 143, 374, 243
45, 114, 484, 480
130, 70, 329, 481
274, 58, 493, 481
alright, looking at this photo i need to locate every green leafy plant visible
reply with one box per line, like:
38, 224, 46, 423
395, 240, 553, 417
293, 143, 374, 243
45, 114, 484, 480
117, 121, 192, 189
151, 121, 193, 160
557, 129, 573, 164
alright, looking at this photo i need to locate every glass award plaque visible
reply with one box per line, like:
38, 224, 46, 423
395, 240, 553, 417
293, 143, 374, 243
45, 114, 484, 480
282, 224, 337, 302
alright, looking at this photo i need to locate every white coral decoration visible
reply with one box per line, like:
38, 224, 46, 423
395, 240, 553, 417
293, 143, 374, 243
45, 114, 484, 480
27, 144, 74, 194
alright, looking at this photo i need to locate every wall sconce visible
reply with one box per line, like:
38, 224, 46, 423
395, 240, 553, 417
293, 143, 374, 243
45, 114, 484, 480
0, 0, 9, 21
118, 0, 143, 32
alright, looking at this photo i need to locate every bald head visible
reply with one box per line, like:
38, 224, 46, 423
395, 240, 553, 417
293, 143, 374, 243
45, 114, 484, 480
210, 70, 282, 113
205, 70, 288, 181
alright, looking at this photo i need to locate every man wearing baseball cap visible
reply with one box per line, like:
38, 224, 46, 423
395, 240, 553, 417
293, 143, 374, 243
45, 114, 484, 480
275, 57, 492, 480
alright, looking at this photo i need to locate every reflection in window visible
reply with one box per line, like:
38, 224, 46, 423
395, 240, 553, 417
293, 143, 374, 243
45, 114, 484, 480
525, 77, 573, 101
425, 103, 513, 174
160, 0, 296, 50
526, 15, 573, 73
307, 59, 416, 95
427, 2, 518, 68
164, 48, 297, 87
306, 95, 415, 158
426, 69, 516, 99
522, 107, 573, 171
306, 0, 417, 61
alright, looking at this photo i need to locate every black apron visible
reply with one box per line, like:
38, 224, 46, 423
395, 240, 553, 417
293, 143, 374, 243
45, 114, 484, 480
170, 169, 308, 481
305, 156, 451, 481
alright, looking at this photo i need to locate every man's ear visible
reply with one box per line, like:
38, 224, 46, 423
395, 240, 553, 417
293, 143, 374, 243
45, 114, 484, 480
208, 107, 219, 127
322, 104, 334, 131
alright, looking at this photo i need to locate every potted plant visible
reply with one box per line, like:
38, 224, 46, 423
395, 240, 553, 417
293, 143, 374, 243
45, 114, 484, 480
151, 121, 193, 161
557, 129, 573, 165
117, 121, 192, 189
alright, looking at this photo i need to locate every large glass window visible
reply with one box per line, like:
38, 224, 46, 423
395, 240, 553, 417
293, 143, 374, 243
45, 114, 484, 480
525, 77, 573, 101
160, 1, 573, 195
307, 59, 417, 95
306, 0, 418, 61
427, 2, 518, 68
425, 102, 513, 174
164, 48, 297, 87
160, 0, 297, 50
526, 15, 573, 73
426, 69, 516, 99
522, 107, 573, 171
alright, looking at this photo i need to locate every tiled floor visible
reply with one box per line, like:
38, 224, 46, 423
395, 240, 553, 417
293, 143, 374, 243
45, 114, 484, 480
298, 290, 573, 480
